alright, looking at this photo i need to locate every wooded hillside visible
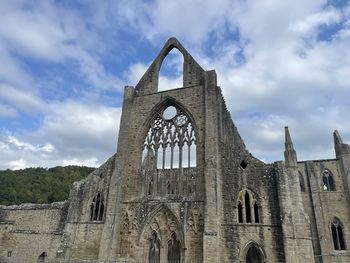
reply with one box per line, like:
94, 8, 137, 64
0, 166, 94, 206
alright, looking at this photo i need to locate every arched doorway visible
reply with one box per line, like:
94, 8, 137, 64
37, 252, 47, 263
246, 244, 264, 263
140, 206, 184, 263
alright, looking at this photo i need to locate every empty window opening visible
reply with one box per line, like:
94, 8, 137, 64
331, 218, 346, 250
37, 252, 47, 263
158, 48, 184, 92
148, 178, 153, 195
245, 192, 252, 223
322, 169, 336, 191
142, 105, 196, 170
168, 232, 181, 263
246, 245, 264, 263
254, 203, 259, 223
7, 251, 12, 257
299, 172, 306, 192
240, 160, 248, 169
149, 232, 160, 263
238, 202, 243, 223
238, 190, 261, 224
90, 193, 105, 221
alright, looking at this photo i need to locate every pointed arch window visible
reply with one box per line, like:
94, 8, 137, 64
237, 190, 260, 224
37, 252, 47, 263
90, 193, 105, 221
168, 232, 181, 263
322, 169, 336, 191
331, 218, 346, 250
158, 48, 184, 92
245, 244, 264, 263
149, 232, 161, 263
142, 105, 197, 170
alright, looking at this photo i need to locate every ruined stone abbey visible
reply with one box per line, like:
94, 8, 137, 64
1, 38, 350, 263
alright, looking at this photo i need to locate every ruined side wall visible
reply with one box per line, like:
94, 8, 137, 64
217, 90, 285, 262
0, 202, 67, 263
61, 155, 116, 262
299, 159, 350, 262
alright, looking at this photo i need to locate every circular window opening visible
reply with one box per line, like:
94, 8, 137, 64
163, 106, 177, 120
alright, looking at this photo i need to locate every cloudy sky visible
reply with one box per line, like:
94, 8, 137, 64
0, 0, 349, 170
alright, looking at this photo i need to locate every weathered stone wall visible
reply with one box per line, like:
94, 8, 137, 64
299, 159, 350, 262
60, 154, 116, 262
0, 202, 67, 263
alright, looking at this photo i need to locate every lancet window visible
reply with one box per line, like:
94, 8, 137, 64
90, 193, 105, 221
322, 169, 336, 191
149, 232, 161, 263
331, 218, 346, 250
37, 252, 47, 263
168, 232, 181, 263
245, 244, 264, 263
237, 190, 260, 224
142, 105, 196, 169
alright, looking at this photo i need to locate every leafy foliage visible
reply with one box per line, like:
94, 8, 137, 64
0, 166, 94, 206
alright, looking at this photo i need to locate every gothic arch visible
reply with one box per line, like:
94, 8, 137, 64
138, 205, 184, 244
138, 205, 185, 262
135, 37, 205, 95
140, 97, 198, 169
237, 189, 261, 224
240, 241, 266, 263
330, 217, 346, 250
322, 169, 336, 191
139, 97, 198, 145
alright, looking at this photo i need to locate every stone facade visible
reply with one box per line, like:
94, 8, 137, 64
1, 38, 350, 263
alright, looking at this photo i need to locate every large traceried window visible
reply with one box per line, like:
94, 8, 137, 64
143, 105, 196, 169
331, 218, 346, 251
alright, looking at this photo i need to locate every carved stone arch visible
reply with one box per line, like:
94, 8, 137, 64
239, 241, 266, 263
237, 189, 261, 224
139, 97, 198, 171
139, 204, 184, 244
135, 37, 205, 95
139, 97, 198, 147
138, 205, 185, 262
322, 168, 336, 191
329, 216, 346, 250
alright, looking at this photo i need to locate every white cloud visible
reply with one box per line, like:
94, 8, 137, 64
289, 7, 342, 35
0, 84, 45, 113
0, 101, 121, 170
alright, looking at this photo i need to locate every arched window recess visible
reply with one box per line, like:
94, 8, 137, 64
142, 103, 197, 170
237, 190, 260, 224
90, 193, 105, 221
331, 217, 346, 251
37, 252, 47, 263
322, 169, 336, 191
244, 243, 265, 263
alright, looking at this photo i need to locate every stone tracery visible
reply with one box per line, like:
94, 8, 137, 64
142, 105, 197, 170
